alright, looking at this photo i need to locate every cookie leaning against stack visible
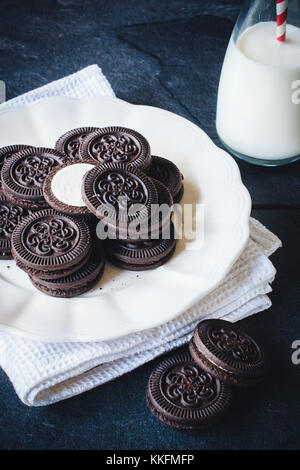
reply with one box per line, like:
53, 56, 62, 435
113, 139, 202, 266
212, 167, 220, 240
82, 162, 159, 235
189, 319, 267, 387
81, 161, 177, 270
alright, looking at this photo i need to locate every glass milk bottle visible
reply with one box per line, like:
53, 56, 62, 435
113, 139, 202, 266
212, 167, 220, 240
216, 0, 300, 166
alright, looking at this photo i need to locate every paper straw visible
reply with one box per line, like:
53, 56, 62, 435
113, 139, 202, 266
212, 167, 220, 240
277, 0, 288, 41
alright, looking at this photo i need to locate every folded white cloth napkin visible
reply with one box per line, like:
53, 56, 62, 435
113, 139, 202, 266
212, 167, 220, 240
0, 65, 282, 406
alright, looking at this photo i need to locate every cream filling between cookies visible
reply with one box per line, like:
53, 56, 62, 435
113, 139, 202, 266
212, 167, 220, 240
51, 163, 95, 207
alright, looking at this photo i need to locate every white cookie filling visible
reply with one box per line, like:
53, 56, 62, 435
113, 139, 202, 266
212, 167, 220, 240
51, 163, 95, 207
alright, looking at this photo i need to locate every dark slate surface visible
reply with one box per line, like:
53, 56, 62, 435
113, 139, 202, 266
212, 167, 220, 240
0, 0, 299, 450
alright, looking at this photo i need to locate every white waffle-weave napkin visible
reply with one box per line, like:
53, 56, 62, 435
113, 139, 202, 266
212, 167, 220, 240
0, 65, 281, 406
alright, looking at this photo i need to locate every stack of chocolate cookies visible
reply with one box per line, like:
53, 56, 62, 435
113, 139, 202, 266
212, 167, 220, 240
0, 145, 65, 260
146, 319, 268, 431
0, 125, 184, 296
11, 208, 105, 298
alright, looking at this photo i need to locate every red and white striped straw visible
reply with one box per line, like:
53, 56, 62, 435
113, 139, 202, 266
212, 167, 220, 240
276, 0, 288, 42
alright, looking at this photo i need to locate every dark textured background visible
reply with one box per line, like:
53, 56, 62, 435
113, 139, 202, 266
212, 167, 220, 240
0, 0, 299, 450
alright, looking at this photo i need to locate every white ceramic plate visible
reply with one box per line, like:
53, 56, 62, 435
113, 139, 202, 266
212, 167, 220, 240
0, 96, 251, 342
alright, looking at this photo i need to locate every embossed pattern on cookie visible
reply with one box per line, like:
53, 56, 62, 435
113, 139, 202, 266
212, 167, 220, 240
146, 353, 232, 430
1, 148, 67, 209
0, 145, 34, 192
11, 208, 91, 275
80, 127, 151, 170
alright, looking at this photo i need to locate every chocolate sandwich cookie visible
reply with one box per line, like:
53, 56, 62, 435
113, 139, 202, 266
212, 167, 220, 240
146, 353, 232, 430
0, 145, 34, 192
43, 160, 96, 216
189, 319, 267, 387
11, 208, 92, 280
55, 127, 100, 161
29, 245, 105, 298
0, 194, 32, 259
1, 148, 67, 209
82, 163, 158, 238
148, 156, 184, 203
106, 222, 176, 270
80, 126, 152, 171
